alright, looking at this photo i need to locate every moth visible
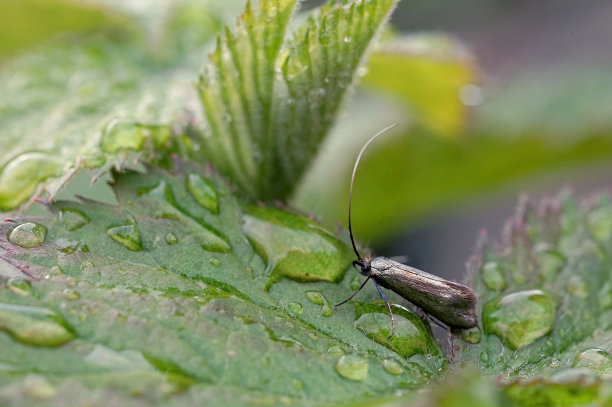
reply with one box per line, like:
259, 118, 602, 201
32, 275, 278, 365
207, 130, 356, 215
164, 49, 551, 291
336, 124, 478, 338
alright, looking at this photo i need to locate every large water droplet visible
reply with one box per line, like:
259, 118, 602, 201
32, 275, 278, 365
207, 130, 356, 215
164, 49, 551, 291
8, 223, 46, 248
0, 152, 62, 210
334, 355, 367, 381
382, 359, 404, 375
107, 215, 142, 251
0, 303, 74, 347
460, 326, 482, 344
58, 208, 90, 231
186, 173, 219, 214
243, 206, 351, 285
483, 289, 556, 350
100, 120, 145, 153
305, 291, 333, 317
572, 348, 612, 377
481, 262, 506, 291
354, 304, 441, 358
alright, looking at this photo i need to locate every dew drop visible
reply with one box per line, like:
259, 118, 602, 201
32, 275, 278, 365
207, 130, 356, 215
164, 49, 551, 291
6, 278, 32, 297
288, 302, 303, 315
354, 305, 440, 358
0, 303, 74, 347
480, 352, 489, 363
107, 215, 142, 251
335, 354, 367, 381
8, 223, 46, 248
460, 326, 482, 344
55, 238, 84, 255
243, 206, 351, 285
572, 348, 612, 377
80, 261, 94, 270
327, 346, 343, 356
481, 262, 506, 291
165, 232, 178, 245
382, 359, 404, 375
186, 173, 219, 214
343, 36, 351, 43
305, 291, 333, 317
483, 289, 556, 350
62, 288, 80, 301
100, 120, 145, 153
210, 257, 221, 267
58, 208, 90, 231
0, 152, 62, 210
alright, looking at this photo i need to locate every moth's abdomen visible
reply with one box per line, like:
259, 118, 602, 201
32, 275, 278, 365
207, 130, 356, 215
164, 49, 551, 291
370, 257, 478, 328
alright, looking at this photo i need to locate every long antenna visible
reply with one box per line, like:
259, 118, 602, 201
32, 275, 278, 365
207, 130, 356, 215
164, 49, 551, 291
348, 123, 398, 261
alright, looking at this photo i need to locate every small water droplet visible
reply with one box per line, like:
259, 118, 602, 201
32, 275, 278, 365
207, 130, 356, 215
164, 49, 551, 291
210, 257, 221, 267
335, 355, 367, 381
50, 266, 63, 276
100, 120, 145, 153
480, 352, 489, 363
55, 238, 84, 255
566, 275, 589, 298
0, 303, 74, 347
327, 346, 343, 356
7, 278, 32, 297
308, 332, 318, 340
22, 374, 57, 400
382, 359, 404, 375
62, 288, 80, 301
587, 206, 612, 242
343, 36, 351, 43
354, 304, 440, 358
305, 291, 333, 317
481, 262, 506, 291
186, 173, 219, 214
0, 152, 62, 210
460, 326, 482, 344
80, 261, 94, 270
8, 223, 46, 247
288, 302, 303, 314
58, 208, 90, 231
483, 289, 556, 350
243, 206, 351, 286
107, 215, 142, 251
572, 348, 612, 377
165, 232, 178, 245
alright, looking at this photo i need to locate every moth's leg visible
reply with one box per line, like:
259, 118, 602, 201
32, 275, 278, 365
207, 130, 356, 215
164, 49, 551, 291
372, 280, 395, 339
335, 276, 371, 306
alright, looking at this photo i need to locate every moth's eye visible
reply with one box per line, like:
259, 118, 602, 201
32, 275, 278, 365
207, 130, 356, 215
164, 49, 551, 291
362, 263, 371, 274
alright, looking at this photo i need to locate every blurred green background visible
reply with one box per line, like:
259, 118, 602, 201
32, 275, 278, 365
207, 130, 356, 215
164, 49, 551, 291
2, 0, 612, 282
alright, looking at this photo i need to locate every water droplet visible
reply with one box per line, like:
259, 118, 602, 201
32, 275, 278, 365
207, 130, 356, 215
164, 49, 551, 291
100, 120, 145, 153
0, 152, 62, 210
210, 257, 221, 267
7, 278, 32, 297
8, 223, 46, 247
350, 275, 362, 290
80, 261, 94, 270
335, 355, 367, 381
305, 291, 333, 317
107, 215, 142, 251
460, 326, 482, 344
481, 262, 506, 291
327, 346, 343, 356
186, 173, 219, 214
483, 289, 556, 350
587, 206, 612, 242
243, 206, 351, 285
288, 302, 303, 314
62, 288, 80, 301
22, 374, 57, 400
50, 266, 63, 276
58, 208, 90, 231
55, 238, 85, 254
382, 359, 404, 375
0, 303, 74, 347
165, 232, 178, 245
354, 304, 440, 358
572, 348, 612, 377
343, 36, 351, 43
480, 352, 489, 363
566, 275, 589, 298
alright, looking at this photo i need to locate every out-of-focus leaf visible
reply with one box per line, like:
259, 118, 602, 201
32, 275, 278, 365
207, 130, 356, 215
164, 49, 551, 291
0, 164, 445, 406
361, 33, 477, 137
197, 0, 398, 200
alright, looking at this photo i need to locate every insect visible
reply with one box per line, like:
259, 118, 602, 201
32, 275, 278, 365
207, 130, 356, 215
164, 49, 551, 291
335, 124, 478, 338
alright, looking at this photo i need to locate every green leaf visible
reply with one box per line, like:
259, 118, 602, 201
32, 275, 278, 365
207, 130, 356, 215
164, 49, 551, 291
455, 191, 612, 381
0, 164, 445, 405
197, 0, 398, 201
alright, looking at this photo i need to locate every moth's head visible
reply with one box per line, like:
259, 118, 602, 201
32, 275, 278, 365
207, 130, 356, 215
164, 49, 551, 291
352, 256, 372, 276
